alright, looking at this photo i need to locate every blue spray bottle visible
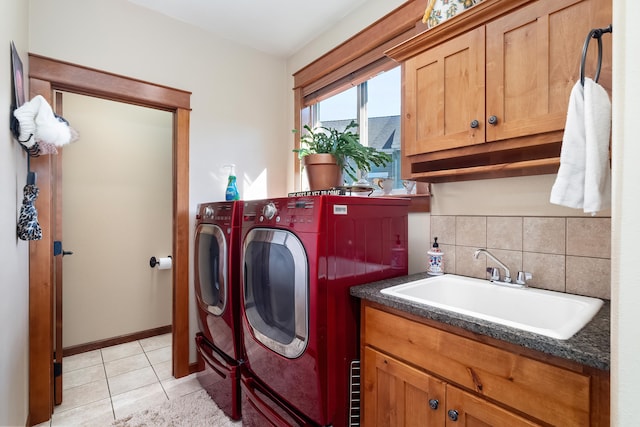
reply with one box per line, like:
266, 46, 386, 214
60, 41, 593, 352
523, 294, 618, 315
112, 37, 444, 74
224, 164, 240, 201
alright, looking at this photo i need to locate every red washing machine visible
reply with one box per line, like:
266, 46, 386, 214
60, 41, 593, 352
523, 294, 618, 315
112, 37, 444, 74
239, 195, 409, 426
194, 201, 244, 421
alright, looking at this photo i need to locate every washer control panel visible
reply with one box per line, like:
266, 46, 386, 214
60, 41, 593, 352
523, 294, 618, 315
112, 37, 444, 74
244, 198, 320, 230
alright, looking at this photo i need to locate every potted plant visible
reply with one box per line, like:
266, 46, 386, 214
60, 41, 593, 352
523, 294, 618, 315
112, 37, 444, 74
293, 120, 392, 190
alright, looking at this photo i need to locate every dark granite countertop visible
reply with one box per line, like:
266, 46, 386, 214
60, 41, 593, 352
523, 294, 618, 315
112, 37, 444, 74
351, 272, 610, 371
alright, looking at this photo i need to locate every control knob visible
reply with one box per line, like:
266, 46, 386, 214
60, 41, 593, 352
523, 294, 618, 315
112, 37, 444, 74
204, 206, 214, 219
262, 203, 277, 220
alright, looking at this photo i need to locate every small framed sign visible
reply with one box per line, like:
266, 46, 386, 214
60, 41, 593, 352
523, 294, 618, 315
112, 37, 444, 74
10, 41, 25, 141
11, 41, 25, 108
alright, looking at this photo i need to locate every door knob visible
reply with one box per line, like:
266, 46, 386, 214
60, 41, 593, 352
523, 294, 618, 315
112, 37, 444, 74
53, 241, 73, 257
470, 119, 479, 129
487, 115, 498, 125
448, 409, 459, 421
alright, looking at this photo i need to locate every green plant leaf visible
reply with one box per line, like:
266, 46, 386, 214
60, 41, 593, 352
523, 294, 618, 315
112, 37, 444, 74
292, 119, 391, 182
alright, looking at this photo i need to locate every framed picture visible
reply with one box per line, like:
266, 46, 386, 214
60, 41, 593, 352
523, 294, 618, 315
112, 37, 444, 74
11, 41, 25, 107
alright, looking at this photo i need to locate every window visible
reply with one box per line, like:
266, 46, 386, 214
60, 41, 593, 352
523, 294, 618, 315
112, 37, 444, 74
310, 67, 402, 188
292, 0, 425, 193
293, 0, 426, 188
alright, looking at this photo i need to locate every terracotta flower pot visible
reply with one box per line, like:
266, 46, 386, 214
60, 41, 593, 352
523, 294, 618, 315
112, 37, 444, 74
302, 153, 343, 191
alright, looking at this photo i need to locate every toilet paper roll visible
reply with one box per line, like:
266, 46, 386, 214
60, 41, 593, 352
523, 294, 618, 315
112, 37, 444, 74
156, 257, 172, 270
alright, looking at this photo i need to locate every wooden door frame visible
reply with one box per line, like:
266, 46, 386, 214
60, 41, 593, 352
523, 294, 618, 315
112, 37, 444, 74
27, 54, 191, 424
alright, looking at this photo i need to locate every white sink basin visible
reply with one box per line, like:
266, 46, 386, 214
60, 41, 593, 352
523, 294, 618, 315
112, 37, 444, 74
380, 274, 603, 340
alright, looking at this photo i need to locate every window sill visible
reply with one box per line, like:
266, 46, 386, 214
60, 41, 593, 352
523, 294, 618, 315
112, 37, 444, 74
380, 193, 431, 213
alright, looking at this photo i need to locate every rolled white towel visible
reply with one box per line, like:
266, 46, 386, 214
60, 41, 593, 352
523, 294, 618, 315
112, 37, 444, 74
12, 95, 40, 147
13, 95, 73, 148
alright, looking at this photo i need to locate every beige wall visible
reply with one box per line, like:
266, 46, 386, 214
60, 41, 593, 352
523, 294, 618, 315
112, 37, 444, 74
61, 93, 173, 347
408, 212, 430, 274
0, 1, 30, 425
431, 174, 612, 217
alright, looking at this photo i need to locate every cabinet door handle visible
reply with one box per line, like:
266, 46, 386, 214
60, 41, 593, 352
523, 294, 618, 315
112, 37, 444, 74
428, 399, 439, 410
448, 409, 459, 422
470, 119, 479, 129
487, 115, 498, 125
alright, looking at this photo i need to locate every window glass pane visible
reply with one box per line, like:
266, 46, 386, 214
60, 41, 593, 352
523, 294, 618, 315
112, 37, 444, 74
316, 86, 358, 185
318, 86, 357, 125
367, 67, 401, 188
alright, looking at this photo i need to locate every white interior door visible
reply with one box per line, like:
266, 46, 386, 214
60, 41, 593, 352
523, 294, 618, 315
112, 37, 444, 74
60, 92, 173, 347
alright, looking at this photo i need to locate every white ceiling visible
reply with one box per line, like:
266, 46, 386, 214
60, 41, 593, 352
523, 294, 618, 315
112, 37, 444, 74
127, 0, 368, 58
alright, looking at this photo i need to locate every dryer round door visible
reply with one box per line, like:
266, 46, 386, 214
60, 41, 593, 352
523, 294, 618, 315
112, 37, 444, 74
243, 228, 308, 358
195, 223, 227, 316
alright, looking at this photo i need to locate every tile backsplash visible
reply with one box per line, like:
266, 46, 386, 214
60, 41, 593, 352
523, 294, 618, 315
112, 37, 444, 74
430, 215, 611, 299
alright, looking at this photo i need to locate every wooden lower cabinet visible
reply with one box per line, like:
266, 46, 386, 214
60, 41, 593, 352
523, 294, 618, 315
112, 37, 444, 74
364, 346, 445, 426
364, 347, 539, 426
361, 303, 609, 426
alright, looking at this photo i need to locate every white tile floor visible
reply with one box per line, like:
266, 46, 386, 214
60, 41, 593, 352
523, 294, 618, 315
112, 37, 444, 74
34, 333, 205, 427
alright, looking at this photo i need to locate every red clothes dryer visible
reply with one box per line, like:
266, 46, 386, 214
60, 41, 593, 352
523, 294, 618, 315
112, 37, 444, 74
194, 201, 244, 421
239, 195, 409, 426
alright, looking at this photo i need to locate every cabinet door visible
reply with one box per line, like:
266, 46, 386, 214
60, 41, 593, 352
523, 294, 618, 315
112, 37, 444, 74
445, 385, 541, 427
363, 346, 445, 427
485, 0, 612, 143
403, 26, 485, 155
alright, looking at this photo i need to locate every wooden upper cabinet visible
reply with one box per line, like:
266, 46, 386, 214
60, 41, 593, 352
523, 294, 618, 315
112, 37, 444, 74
404, 26, 485, 155
388, 0, 612, 182
485, 0, 612, 143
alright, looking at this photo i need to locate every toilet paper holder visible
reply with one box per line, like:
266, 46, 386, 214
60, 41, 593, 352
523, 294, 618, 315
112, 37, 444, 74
149, 255, 172, 268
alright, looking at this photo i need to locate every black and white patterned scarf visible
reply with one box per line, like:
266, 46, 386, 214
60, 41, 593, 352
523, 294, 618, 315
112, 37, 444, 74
17, 184, 42, 241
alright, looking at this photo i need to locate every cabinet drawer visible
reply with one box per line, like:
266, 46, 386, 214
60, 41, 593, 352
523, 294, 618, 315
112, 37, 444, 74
363, 305, 590, 426
445, 385, 541, 426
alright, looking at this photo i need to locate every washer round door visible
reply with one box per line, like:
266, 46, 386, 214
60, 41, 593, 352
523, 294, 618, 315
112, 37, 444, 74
242, 228, 308, 359
195, 223, 227, 316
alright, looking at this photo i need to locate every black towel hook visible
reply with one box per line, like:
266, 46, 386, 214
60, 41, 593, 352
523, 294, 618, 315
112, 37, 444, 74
580, 24, 612, 86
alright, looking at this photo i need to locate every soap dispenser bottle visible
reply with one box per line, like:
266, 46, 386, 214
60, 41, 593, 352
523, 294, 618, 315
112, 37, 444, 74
224, 164, 240, 201
427, 237, 444, 275
391, 234, 407, 271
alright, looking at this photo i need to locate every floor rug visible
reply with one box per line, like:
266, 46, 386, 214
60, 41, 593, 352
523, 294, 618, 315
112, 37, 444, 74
112, 389, 241, 427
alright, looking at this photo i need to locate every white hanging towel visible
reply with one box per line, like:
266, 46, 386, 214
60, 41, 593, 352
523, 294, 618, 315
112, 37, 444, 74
583, 78, 612, 214
550, 78, 611, 215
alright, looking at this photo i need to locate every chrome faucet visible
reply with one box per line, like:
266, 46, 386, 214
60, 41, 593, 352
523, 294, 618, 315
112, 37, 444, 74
474, 248, 511, 283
